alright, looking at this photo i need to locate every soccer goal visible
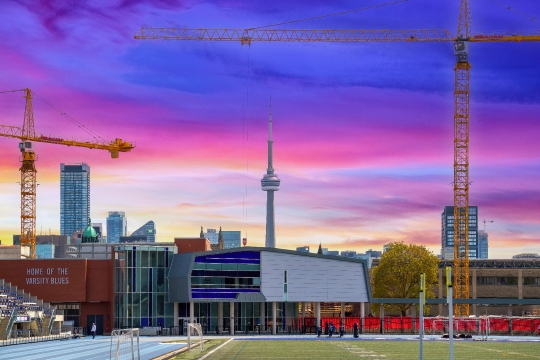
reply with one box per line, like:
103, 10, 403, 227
428, 317, 488, 339
187, 323, 204, 352
110, 328, 140, 360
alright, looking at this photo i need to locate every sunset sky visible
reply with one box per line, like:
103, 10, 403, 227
0, 0, 539, 258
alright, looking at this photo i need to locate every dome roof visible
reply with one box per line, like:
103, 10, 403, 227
82, 218, 98, 243
83, 225, 97, 238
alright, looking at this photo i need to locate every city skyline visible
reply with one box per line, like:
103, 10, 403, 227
0, 1, 539, 257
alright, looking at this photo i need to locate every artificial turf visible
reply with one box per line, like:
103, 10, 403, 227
203, 339, 540, 359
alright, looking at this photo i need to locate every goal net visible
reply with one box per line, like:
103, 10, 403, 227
187, 323, 204, 352
110, 328, 140, 360
427, 317, 488, 339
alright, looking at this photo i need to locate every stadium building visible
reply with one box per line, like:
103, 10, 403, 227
3, 237, 540, 338
0, 239, 371, 336
168, 246, 371, 334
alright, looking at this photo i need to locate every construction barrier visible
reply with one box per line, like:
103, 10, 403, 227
298, 316, 540, 336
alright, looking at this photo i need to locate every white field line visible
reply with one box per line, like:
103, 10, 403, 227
332, 341, 387, 358
459, 342, 540, 359
198, 338, 234, 360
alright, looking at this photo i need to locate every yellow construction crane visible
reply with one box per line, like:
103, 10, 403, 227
135, 0, 540, 316
0, 88, 134, 258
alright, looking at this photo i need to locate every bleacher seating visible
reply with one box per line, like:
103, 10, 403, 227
0, 279, 57, 341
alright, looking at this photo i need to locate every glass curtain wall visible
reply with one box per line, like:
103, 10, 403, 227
180, 301, 303, 335
60, 163, 90, 237
114, 245, 175, 329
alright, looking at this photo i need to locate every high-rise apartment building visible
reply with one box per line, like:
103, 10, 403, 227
60, 163, 90, 237
130, 221, 156, 242
107, 211, 127, 243
478, 230, 489, 259
441, 206, 478, 259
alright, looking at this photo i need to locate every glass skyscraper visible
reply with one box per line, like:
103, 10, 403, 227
441, 205, 478, 259
60, 163, 90, 237
131, 221, 156, 242
203, 229, 219, 245
478, 230, 489, 259
107, 211, 127, 243
222, 231, 241, 249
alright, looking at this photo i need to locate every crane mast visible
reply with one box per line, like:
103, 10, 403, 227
20, 89, 37, 258
453, 0, 471, 317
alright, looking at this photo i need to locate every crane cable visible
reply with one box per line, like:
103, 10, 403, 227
242, 45, 251, 227
0, 89, 25, 94
1, 88, 108, 143
246, 0, 409, 31
487, 0, 538, 23
31, 90, 107, 143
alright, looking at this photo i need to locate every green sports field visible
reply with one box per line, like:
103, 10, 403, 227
202, 339, 540, 360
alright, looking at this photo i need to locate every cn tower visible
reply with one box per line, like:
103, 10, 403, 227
261, 103, 280, 248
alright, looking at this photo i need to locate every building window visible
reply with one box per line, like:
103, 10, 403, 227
477, 277, 518, 286
523, 277, 540, 286
114, 245, 175, 329
190, 251, 261, 299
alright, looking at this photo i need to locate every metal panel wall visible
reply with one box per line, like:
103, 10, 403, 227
260, 252, 369, 302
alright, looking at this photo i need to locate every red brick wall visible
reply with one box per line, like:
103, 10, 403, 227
0, 258, 115, 333
86, 260, 112, 302
80, 301, 111, 333
85, 258, 114, 332
174, 238, 211, 253
0, 259, 88, 302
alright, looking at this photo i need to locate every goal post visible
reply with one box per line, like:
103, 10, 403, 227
110, 328, 140, 360
426, 317, 488, 338
187, 323, 204, 352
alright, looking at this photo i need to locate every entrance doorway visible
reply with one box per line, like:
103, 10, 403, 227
303, 317, 316, 334
87, 315, 104, 336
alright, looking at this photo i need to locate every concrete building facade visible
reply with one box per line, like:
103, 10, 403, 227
436, 259, 540, 316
